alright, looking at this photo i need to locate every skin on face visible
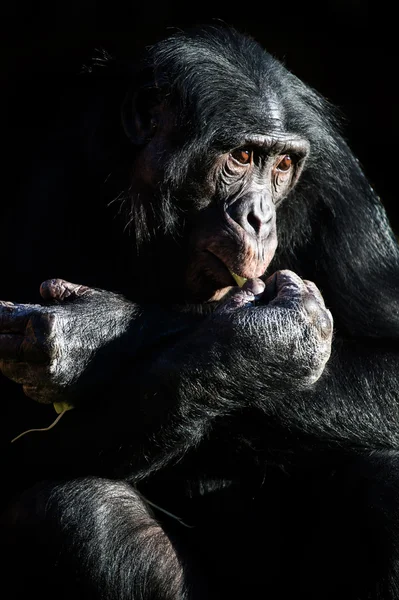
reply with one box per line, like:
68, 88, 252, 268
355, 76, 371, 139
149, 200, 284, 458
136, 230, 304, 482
183, 136, 309, 302
130, 90, 310, 303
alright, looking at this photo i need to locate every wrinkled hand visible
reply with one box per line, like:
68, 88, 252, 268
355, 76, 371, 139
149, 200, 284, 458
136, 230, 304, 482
0, 279, 134, 403
142, 269, 334, 429
203, 269, 333, 388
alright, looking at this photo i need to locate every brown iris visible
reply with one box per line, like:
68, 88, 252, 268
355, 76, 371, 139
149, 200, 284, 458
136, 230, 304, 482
276, 155, 292, 172
230, 148, 252, 164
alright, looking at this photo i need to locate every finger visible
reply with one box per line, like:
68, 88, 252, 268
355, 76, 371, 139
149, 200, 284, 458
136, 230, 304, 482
0, 334, 48, 362
40, 279, 94, 302
0, 360, 39, 385
22, 384, 54, 404
241, 278, 265, 296
303, 280, 326, 305
302, 281, 330, 318
301, 282, 333, 338
275, 270, 304, 294
0, 304, 33, 333
267, 270, 304, 307
216, 287, 257, 314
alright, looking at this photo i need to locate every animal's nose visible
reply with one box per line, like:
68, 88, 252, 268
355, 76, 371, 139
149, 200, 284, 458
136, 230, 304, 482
227, 196, 274, 237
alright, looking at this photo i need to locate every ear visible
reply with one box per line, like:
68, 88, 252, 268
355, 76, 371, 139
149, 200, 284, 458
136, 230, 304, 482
121, 85, 162, 145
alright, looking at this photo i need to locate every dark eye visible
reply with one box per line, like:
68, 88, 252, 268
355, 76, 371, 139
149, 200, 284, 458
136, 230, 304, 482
276, 155, 292, 172
230, 148, 252, 165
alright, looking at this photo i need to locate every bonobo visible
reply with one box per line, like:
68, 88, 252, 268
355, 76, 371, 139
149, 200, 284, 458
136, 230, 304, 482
1, 25, 399, 600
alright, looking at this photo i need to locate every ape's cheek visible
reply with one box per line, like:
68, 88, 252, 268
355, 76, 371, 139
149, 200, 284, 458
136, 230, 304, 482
263, 229, 278, 271
184, 250, 234, 302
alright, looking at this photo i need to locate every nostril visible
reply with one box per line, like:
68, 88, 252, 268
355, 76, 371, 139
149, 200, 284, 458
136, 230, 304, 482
227, 199, 274, 237
247, 211, 272, 235
247, 212, 263, 235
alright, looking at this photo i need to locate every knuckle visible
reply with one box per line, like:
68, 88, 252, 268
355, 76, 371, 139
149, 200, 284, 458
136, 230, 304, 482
276, 269, 303, 286
273, 271, 304, 303
22, 384, 49, 403
303, 298, 333, 341
41, 278, 93, 302
303, 295, 322, 316
40, 278, 66, 296
22, 312, 57, 363
217, 288, 256, 313
303, 280, 324, 301
0, 359, 21, 381
45, 311, 59, 334
315, 309, 334, 340
32, 309, 59, 336
301, 284, 333, 342
263, 270, 305, 306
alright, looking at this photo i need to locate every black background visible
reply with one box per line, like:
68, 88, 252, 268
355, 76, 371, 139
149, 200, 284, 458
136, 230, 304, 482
1, 1, 397, 230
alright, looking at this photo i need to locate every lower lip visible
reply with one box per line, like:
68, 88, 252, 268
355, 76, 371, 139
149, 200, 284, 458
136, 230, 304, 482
204, 250, 241, 287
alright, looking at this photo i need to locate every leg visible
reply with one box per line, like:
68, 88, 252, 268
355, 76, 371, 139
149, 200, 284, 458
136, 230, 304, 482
1, 477, 188, 599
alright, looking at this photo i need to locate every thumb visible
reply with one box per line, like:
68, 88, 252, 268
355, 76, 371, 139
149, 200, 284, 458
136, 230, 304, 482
40, 279, 94, 302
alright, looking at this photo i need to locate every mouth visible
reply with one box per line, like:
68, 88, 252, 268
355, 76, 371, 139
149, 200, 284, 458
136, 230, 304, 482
185, 248, 268, 302
204, 250, 250, 288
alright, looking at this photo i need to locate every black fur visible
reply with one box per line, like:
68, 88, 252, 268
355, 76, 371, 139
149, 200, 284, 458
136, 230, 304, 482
1, 25, 399, 599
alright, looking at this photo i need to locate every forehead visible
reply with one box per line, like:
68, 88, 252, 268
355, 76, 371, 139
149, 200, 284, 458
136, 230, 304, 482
152, 29, 310, 145
194, 89, 293, 151
181, 64, 295, 143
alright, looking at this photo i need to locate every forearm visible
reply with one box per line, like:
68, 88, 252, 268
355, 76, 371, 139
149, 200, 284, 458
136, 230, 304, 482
273, 336, 399, 450
0, 284, 204, 406
127, 301, 333, 462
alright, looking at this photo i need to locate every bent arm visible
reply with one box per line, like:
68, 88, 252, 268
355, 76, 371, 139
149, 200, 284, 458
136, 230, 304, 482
297, 336, 399, 449
3, 271, 333, 479
0, 280, 202, 405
